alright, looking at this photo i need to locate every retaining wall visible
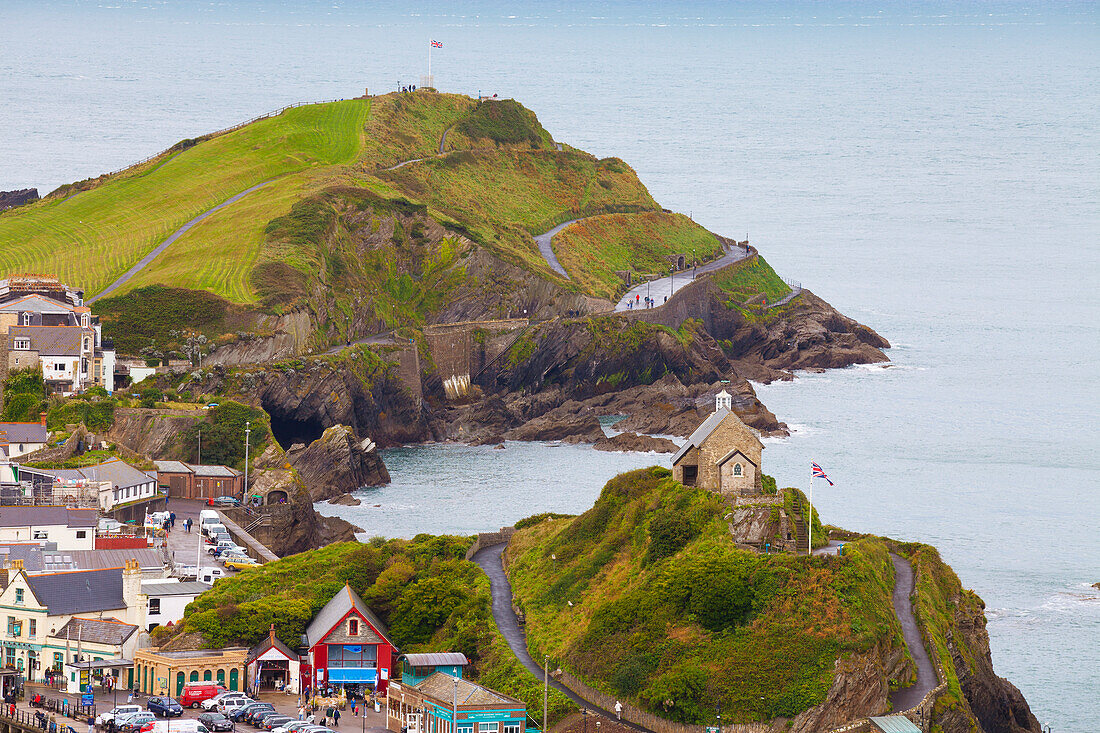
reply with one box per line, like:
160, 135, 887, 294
464, 527, 516, 560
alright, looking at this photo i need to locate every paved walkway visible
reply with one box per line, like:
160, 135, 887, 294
613, 244, 750, 312
88, 181, 272, 304
532, 219, 579, 279
472, 543, 651, 732
888, 553, 938, 711
322, 331, 401, 355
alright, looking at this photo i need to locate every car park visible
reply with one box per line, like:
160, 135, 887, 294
247, 709, 280, 726
97, 705, 143, 727
233, 704, 273, 723
143, 721, 211, 733
198, 713, 235, 732
216, 697, 254, 715
147, 696, 184, 717
117, 712, 157, 732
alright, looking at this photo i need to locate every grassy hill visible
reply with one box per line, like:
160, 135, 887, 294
505, 467, 906, 724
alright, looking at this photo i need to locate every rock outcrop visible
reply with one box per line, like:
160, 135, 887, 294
0, 188, 38, 211
105, 408, 205, 459
504, 413, 605, 443
593, 432, 678, 453
285, 424, 389, 502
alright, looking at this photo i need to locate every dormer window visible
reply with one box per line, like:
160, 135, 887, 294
20, 313, 30, 326
733, 463, 743, 477
81, 314, 90, 328
348, 618, 359, 636
13, 339, 29, 351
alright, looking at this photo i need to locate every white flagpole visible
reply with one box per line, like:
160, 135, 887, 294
807, 470, 813, 556
428, 40, 432, 86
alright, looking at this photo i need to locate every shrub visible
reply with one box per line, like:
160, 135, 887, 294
647, 512, 693, 561
178, 401, 270, 469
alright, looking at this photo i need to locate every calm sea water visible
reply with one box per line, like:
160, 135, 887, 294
3, 2, 1097, 728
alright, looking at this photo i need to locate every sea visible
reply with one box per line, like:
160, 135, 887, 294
1, 1, 1096, 728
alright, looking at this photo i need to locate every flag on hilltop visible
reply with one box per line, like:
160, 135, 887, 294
811, 462, 834, 486
431, 40, 443, 48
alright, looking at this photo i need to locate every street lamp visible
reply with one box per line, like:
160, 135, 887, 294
582, 708, 588, 733
715, 702, 721, 733
542, 656, 548, 733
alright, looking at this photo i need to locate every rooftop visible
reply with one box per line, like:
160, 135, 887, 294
8, 326, 83, 356
0, 422, 48, 445
0, 545, 164, 573
141, 581, 211, 597
25, 567, 126, 616
51, 617, 138, 646
0, 507, 98, 528
305, 583, 393, 648
415, 672, 521, 708
34, 458, 156, 491
403, 652, 469, 668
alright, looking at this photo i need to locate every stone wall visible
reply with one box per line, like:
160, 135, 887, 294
464, 526, 516, 560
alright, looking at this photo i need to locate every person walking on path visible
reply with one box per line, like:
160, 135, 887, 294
350, 698, 356, 717
614, 701, 622, 721
332, 709, 340, 727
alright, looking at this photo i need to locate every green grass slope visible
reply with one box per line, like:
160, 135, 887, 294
0, 100, 367, 295
552, 212, 723, 300
505, 467, 905, 725
170, 538, 575, 726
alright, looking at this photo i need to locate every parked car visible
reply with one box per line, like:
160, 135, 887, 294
208, 496, 241, 507
147, 696, 184, 718
213, 545, 248, 560
198, 713, 235, 732
143, 721, 211, 733
257, 715, 293, 731
180, 683, 225, 709
246, 708, 280, 726
209, 541, 241, 556
203, 523, 228, 539
202, 691, 247, 711
233, 704, 273, 723
117, 712, 157, 732
199, 567, 227, 585
223, 557, 260, 570
271, 721, 313, 733
216, 698, 254, 716
97, 705, 143, 727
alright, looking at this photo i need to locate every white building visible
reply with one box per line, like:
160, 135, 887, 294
0, 507, 97, 550
140, 580, 211, 632
32, 458, 159, 512
0, 419, 49, 459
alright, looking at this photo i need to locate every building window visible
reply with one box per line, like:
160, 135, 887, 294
76, 530, 87, 539
348, 618, 359, 636
20, 313, 30, 326
54, 363, 66, 372
149, 598, 161, 615
32, 530, 47, 540
29, 620, 35, 638
13, 339, 29, 350
478, 724, 497, 733
733, 463, 742, 477
14, 589, 23, 604
7, 617, 20, 638
503, 726, 520, 733
327, 644, 376, 668
53, 653, 63, 670
457, 726, 473, 733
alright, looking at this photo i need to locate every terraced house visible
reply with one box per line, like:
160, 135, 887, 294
0, 274, 115, 393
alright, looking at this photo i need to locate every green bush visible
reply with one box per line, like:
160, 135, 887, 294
93, 285, 231, 355
1, 368, 46, 423
647, 512, 693, 561
178, 401, 270, 469
459, 100, 547, 147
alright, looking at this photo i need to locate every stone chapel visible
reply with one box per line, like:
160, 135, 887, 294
671, 390, 764, 497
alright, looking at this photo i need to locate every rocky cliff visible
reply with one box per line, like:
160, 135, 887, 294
286, 424, 390, 501
0, 188, 39, 211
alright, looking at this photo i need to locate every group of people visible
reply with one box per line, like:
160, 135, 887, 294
296, 704, 342, 728
161, 512, 178, 533
625, 293, 668, 310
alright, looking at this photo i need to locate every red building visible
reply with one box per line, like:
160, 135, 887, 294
304, 583, 396, 694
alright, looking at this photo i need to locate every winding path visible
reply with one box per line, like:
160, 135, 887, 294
613, 243, 751, 311
88, 180, 272, 303
532, 219, 579, 279
887, 552, 938, 712
472, 543, 650, 732
475, 540, 936, 726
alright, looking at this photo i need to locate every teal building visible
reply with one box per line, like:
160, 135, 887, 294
400, 652, 469, 686
386, 672, 527, 733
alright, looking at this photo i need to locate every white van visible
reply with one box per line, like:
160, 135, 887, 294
203, 523, 227, 539
199, 509, 219, 523
145, 720, 209, 733
198, 567, 226, 585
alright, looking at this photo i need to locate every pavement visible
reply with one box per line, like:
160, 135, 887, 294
532, 220, 577, 279
613, 244, 751, 312
160, 498, 249, 577
471, 544, 650, 733
887, 553, 938, 711
87, 182, 271, 304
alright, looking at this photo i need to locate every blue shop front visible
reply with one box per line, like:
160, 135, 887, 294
386, 672, 526, 733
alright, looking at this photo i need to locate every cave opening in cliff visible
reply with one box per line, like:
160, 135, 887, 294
264, 404, 326, 449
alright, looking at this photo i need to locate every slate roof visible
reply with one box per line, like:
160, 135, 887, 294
154, 461, 191, 474
670, 408, 763, 466
9, 326, 82, 356
141, 581, 211, 597
304, 584, 394, 648
402, 652, 469, 667
190, 465, 240, 478
25, 568, 126, 615
0, 546, 164, 573
870, 717, 923, 733
415, 672, 520, 707
246, 633, 298, 664
51, 617, 137, 646
0, 507, 97, 528
0, 294, 76, 315
37, 458, 155, 491
0, 423, 48, 444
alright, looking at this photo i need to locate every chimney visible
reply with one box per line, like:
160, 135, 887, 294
123, 559, 144, 614
11, 559, 23, 571
40, 412, 47, 427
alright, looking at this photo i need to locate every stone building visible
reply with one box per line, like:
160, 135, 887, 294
133, 646, 248, 696
386, 673, 526, 733
154, 461, 243, 500
670, 390, 764, 497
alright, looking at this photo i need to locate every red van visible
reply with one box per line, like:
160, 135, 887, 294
179, 684, 224, 709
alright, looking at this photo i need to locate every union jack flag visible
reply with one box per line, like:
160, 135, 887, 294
431, 40, 443, 48
812, 462, 834, 486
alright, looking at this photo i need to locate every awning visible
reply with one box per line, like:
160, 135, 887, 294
325, 668, 377, 684
67, 659, 134, 670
